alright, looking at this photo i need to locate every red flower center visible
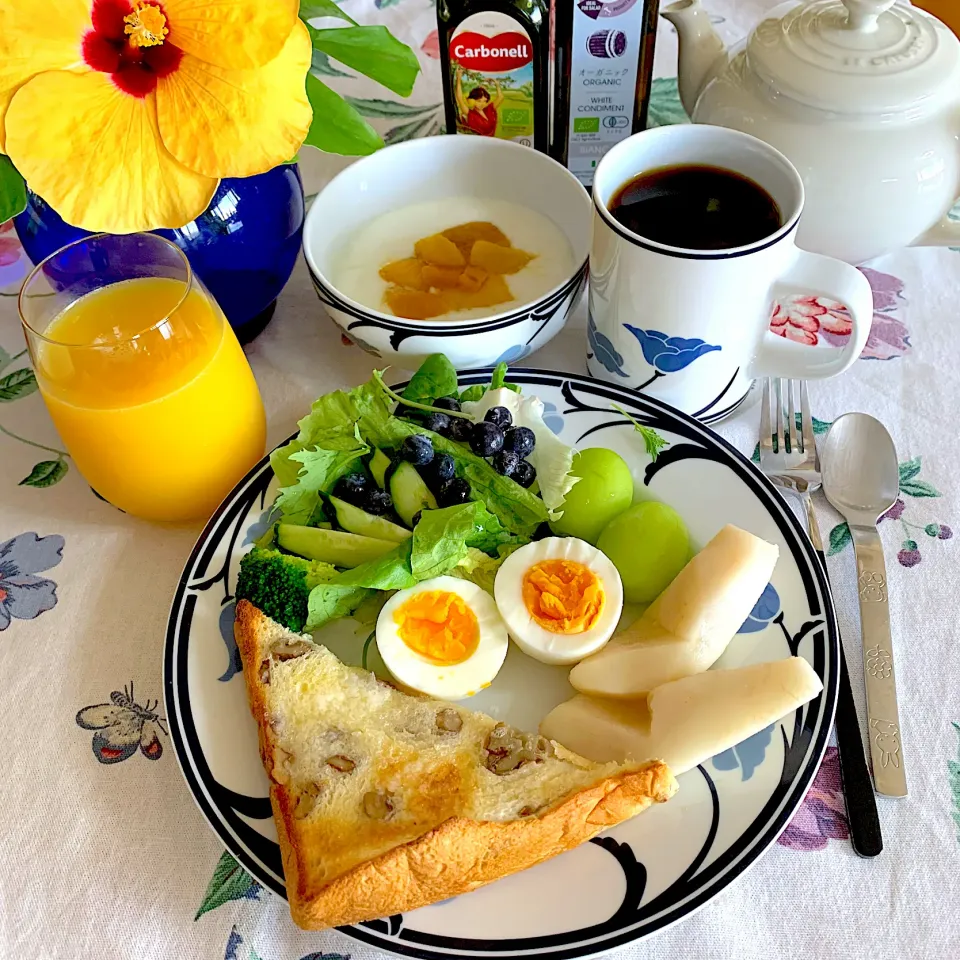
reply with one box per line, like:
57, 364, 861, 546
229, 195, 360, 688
82, 0, 182, 98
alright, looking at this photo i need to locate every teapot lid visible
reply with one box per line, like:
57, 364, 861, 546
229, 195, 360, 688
747, 0, 960, 114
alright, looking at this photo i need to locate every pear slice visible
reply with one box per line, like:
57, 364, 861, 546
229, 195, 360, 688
541, 657, 823, 773
569, 525, 778, 698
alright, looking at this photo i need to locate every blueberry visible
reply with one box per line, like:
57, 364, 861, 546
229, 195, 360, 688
332, 472, 370, 506
400, 434, 434, 467
447, 416, 473, 443
411, 510, 423, 527
423, 412, 452, 435
492, 450, 520, 477
438, 477, 472, 506
434, 396, 462, 413
512, 460, 536, 488
470, 421, 504, 457
503, 426, 535, 457
425, 452, 456, 487
484, 406, 513, 428
365, 488, 394, 515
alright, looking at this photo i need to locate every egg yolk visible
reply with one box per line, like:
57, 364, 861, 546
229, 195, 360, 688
522, 560, 604, 634
395, 590, 480, 665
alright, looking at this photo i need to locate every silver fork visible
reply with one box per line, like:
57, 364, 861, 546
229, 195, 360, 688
759, 378, 883, 858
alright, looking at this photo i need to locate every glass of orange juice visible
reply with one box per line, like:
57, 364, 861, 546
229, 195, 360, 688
20, 233, 267, 522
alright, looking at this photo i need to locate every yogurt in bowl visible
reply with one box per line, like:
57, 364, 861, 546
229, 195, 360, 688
303, 136, 591, 369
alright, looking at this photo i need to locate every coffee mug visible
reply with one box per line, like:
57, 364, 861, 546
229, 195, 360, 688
587, 125, 872, 422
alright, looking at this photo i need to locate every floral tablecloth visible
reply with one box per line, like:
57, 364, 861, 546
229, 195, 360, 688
2, 1, 958, 958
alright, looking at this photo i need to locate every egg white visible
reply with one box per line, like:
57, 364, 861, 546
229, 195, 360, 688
494, 537, 623, 665
376, 575, 508, 700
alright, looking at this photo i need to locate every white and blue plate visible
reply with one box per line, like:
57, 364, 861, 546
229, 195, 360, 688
164, 370, 838, 958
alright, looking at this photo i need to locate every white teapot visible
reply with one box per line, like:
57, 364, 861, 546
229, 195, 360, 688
662, 0, 960, 264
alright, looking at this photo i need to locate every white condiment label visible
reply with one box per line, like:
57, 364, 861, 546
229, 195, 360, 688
565, 0, 645, 186
450, 12, 536, 147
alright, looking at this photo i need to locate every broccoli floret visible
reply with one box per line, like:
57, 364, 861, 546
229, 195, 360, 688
235, 548, 337, 632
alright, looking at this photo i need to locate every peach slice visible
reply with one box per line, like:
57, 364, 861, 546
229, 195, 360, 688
414, 234, 466, 268
384, 287, 449, 320
470, 240, 535, 275
379, 258, 425, 290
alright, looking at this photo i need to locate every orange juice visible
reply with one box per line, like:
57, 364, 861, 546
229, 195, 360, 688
34, 277, 266, 521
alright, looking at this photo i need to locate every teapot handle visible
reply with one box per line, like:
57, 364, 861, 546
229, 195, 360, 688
910, 205, 960, 249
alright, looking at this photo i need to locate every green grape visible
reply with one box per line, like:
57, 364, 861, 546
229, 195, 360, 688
597, 501, 690, 603
550, 448, 634, 544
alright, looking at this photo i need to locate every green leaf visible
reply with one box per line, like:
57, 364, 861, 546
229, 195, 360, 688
750, 443, 760, 464
346, 97, 440, 119
308, 24, 420, 97
458, 385, 485, 404
306, 540, 415, 630
411, 504, 477, 580
19, 459, 67, 488
303, 74, 384, 156
828, 522, 852, 556
299, 0, 357, 25
0, 368, 38, 402
612, 404, 669, 461
401, 354, 459, 405
451, 546, 506, 594
311, 49, 351, 77
384, 115, 435, 145
899, 457, 922, 483
0, 155, 27, 223
194, 851, 257, 920
900, 478, 941, 498
490, 363, 509, 389
0, 347, 12, 375
925, 523, 940, 537
274, 439, 368, 526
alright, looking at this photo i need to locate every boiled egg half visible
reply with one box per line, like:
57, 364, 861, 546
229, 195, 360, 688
376, 575, 508, 700
494, 537, 623, 665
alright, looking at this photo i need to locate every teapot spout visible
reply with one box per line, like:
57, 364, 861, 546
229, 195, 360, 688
661, 0, 727, 117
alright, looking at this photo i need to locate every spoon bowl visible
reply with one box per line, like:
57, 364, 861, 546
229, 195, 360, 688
821, 413, 899, 527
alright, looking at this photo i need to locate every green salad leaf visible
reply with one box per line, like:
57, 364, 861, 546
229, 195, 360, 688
459, 363, 520, 404
451, 544, 521, 593
411, 504, 478, 581
400, 354, 458, 405
271, 427, 368, 525
306, 540, 416, 630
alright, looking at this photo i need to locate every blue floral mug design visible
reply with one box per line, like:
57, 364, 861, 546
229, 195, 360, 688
587, 125, 873, 423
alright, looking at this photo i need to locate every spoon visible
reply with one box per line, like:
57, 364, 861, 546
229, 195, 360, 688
822, 414, 907, 798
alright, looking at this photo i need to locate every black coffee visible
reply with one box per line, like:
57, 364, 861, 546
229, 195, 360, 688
608, 164, 782, 250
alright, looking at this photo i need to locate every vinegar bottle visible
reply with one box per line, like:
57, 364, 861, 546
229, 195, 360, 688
550, 0, 660, 187
437, 0, 550, 153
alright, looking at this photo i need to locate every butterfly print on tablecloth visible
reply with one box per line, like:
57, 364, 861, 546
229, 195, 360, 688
76, 683, 168, 763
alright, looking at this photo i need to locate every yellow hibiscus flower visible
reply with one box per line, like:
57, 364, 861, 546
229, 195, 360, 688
0, 0, 313, 232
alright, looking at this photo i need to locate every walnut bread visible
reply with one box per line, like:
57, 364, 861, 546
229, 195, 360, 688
234, 600, 678, 930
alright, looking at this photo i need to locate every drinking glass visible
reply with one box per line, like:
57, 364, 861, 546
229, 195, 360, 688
20, 233, 266, 522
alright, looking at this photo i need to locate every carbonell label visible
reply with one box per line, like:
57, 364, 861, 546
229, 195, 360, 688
566, 0, 644, 186
450, 12, 535, 146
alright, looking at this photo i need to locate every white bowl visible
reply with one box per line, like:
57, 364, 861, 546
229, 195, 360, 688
302, 136, 591, 370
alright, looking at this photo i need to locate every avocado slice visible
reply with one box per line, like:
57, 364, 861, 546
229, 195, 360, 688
389, 461, 437, 526
277, 523, 397, 568
370, 448, 392, 489
329, 496, 412, 543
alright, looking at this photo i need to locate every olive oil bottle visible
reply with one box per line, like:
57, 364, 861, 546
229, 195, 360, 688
550, 0, 660, 187
437, 0, 550, 152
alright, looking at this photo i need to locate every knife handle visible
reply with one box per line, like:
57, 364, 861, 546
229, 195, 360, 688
849, 525, 908, 799
815, 541, 883, 857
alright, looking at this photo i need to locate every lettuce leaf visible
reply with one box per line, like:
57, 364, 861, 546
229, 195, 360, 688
306, 539, 416, 630
273, 439, 368, 525
410, 501, 517, 580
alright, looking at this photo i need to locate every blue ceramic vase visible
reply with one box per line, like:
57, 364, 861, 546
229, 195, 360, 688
14, 164, 305, 343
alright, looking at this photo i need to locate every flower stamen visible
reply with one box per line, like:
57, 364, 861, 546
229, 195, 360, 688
123, 1, 168, 48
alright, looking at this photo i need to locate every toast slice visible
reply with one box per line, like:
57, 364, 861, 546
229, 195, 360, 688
234, 600, 677, 929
